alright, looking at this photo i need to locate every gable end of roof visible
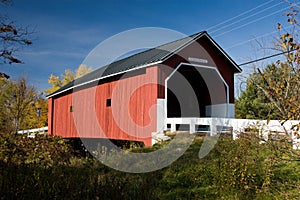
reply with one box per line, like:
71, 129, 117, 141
47, 31, 241, 98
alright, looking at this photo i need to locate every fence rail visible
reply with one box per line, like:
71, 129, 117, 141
17, 126, 48, 138
17, 118, 300, 150
165, 118, 300, 150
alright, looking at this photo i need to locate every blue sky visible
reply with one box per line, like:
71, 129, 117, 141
0, 0, 290, 92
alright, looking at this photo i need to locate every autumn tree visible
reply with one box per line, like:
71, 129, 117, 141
45, 64, 92, 94
23, 97, 48, 129
259, 3, 300, 120
236, 1, 300, 160
237, 1, 300, 120
0, 77, 47, 134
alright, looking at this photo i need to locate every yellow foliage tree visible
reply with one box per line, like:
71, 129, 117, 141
75, 64, 92, 79
45, 64, 92, 95
0, 77, 47, 134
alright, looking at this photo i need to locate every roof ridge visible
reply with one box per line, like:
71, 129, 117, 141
98, 31, 205, 68
80, 31, 205, 77
155, 31, 204, 49
159, 31, 205, 61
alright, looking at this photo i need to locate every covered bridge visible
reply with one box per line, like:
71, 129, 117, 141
47, 31, 241, 146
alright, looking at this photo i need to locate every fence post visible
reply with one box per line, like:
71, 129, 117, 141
259, 129, 268, 144
292, 131, 300, 150
210, 118, 217, 136
190, 119, 195, 134
170, 123, 176, 132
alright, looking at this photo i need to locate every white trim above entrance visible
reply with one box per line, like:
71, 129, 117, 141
164, 62, 230, 121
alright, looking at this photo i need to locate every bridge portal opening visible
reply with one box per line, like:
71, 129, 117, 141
166, 64, 228, 118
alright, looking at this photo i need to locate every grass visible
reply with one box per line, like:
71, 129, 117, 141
0, 134, 299, 199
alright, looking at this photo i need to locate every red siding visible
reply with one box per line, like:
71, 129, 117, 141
53, 94, 78, 138
51, 66, 159, 146
160, 36, 236, 103
49, 36, 238, 146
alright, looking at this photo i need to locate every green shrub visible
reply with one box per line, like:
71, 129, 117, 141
0, 133, 299, 199
0, 133, 71, 167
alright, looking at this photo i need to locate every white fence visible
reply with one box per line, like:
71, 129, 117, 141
17, 126, 48, 138
17, 119, 300, 150
165, 118, 300, 150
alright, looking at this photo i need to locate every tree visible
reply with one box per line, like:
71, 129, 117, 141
237, 1, 300, 120
236, 1, 300, 160
0, 77, 46, 134
277, 2, 300, 68
0, 0, 32, 66
254, 2, 300, 121
235, 71, 273, 120
45, 64, 92, 94
22, 97, 48, 129
75, 64, 92, 79
235, 63, 297, 120
44, 74, 63, 95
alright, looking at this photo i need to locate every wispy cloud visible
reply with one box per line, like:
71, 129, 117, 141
20, 50, 85, 58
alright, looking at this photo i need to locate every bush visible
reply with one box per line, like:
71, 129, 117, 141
0, 133, 71, 167
0, 133, 299, 199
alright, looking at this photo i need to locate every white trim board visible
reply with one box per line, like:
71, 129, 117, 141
47, 61, 162, 99
164, 62, 230, 121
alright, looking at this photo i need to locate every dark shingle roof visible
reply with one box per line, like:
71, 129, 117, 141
47, 31, 240, 98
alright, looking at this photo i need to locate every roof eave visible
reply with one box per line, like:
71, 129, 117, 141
46, 60, 162, 99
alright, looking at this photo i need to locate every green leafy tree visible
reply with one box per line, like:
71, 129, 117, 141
45, 64, 92, 94
235, 63, 294, 120
235, 70, 272, 119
